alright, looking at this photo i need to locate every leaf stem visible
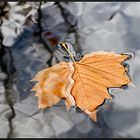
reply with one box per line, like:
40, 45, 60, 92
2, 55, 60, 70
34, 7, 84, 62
62, 43, 76, 63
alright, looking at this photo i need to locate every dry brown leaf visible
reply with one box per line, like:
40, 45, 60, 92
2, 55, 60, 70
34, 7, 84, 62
71, 51, 131, 121
31, 48, 131, 122
31, 62, 75, 110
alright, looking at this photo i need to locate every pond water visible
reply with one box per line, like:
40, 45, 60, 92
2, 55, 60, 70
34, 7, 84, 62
0, 2, 140, 138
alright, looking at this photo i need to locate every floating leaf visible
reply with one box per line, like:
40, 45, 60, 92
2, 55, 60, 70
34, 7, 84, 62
71, 51, 131, 121
31, 42, 132, 122
31, 62, 75, 110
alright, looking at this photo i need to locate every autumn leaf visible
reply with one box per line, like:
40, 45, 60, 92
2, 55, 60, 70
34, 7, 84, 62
71, 51, 131, 121
31, 42, 131, 122
31, 62, 75, 110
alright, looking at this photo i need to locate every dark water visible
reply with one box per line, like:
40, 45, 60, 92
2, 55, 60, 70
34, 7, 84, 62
0, 2, 140, 138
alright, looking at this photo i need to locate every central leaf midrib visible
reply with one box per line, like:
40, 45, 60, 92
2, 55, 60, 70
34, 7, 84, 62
74, 63, 92, 110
